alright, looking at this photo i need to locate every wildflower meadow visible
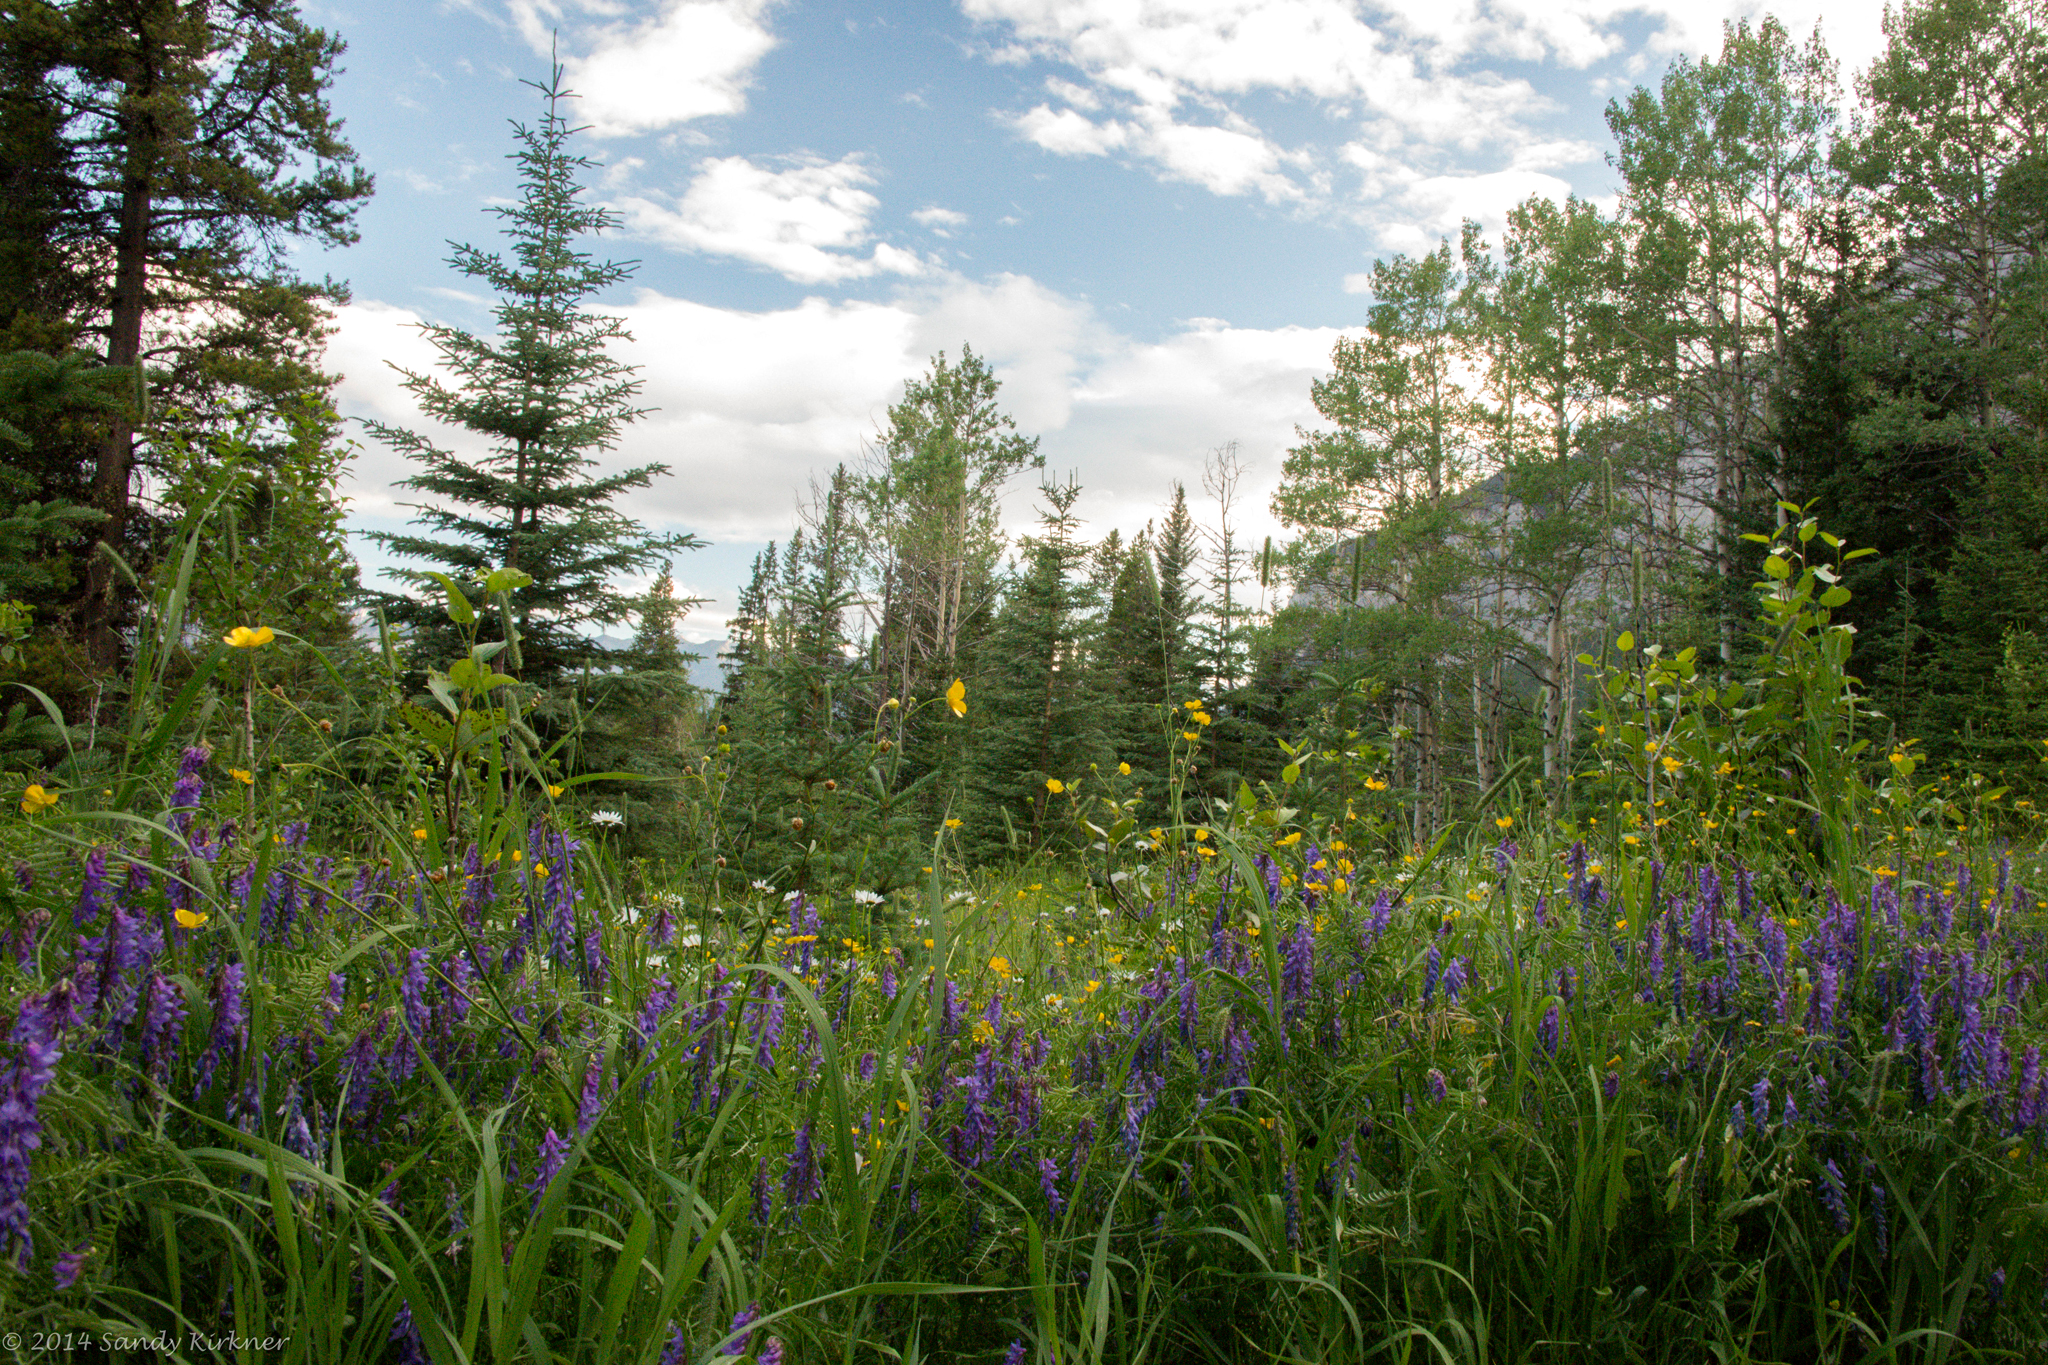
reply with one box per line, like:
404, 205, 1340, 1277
1, 505, 2045, 1365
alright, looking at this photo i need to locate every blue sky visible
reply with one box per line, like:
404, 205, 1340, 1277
303, 0, 1887, 654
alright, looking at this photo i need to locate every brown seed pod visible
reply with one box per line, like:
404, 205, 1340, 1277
318, 718, 334, 733
823, 778, 838, 792
790, 816, 805, 831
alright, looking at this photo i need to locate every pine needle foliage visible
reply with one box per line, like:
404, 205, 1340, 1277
364, 67, 696, 684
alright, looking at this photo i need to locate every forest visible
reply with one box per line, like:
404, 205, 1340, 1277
0, 0, 2044, 1360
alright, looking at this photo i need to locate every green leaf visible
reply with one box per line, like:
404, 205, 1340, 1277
484, 566, 534, 595
1281, 763, 1301, 785
1819, 586, 1851, 608
1762, 555, 1791, 580
426, 572, 475, 624
1615, 631, 1635, 651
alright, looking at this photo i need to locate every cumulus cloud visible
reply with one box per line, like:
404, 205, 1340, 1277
968, 0, 1882, 240
328, 273, 1344, 622
495, 0, 779, 135
617, 154, 926, 284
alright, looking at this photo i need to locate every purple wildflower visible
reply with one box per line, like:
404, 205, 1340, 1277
1536, 1004, 1564, 1059
718, 1306, 760, 1357
138, 974, 187, 1084
577, 1055, 605, 1135
1039, 1155, 1065, 1218
529, 1129, 571, 1213
1819, 1158, 1850, 1235
0, 997, 63, 1266
784, 1123, 820, 1209
1362, 888, 1393, 946
1280, 921, 1314, 1021
193, 962, 247, 1099
1426, 1068, 1448, 1104
1004, 1343, 1027, 1365
1422, 945, 1441, 1008
752, 1157, 773, 1225
1283, 1159, 1301, 1249
53, 1240, 88, 1289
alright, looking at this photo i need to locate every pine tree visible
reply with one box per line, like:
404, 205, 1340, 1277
0, 0, 374, 665
365, 68, 695, 684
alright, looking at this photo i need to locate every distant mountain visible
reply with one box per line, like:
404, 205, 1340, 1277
589, 634, 729, 694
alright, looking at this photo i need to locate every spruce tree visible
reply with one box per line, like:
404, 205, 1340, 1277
366, 69, 695, 683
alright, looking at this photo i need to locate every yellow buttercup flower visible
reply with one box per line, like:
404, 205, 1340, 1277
1660, 754, 1682, 775
1495, 815, 1513, 830
1275, 831, 1302, 847
229, 769, 254, 786
1045, 778, 1064, 794
989, 955, 1012, 976
223, 625, 276, 649
413, 827, 429, 840
944, 818, 962, 829
20, 784, 57, 815
946, 678, 967, 717
547, 784, 564, 798
1118, 762, 1131, 776
175, 908, 209, 929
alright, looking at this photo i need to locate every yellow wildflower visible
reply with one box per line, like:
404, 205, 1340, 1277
1118, 761, 1131, 776
989, 956, 1013, 976
20, 784, 57, 815
946, 678, 967, 717
174, 908, 209, 929
223, 625, 275, 649
944, 818, 962, 829
229, 769, 254, 786
1495, 815, 1513, 830
1046, 778, 1065, 794
1275, 831, 1302, 847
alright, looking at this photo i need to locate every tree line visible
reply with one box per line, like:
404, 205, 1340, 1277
715, 2, 2047, 879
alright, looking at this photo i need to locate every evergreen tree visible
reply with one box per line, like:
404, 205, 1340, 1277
0, 0, 377, 665
968, 479, 1108, 854
365, 69, 696, 684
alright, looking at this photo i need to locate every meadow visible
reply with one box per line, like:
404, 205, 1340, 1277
1, 521, 2045, 1365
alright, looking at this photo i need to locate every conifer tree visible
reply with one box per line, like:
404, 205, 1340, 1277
365, 69, 695, 683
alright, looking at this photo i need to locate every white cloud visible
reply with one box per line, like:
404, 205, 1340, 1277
618, 155, 927, 284
969, 0, 1885, 235
494, 1, 778, 136
912, 205, 970, 229
329, 273, 1343, 617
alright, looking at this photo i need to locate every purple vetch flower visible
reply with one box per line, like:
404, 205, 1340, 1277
1783, 1094, 1799, 1128
1819, 1159, 1850, 1235
1536, 1004, 1564, 1059
879, 956, 898, 1001
784, 1123, 820, 1209
1730, 1103, 1746, 1138
2013, 1045, 2043, 1133
658, 1323, 689, 1365
53, 1239, 88, 1289
528, 1128, 571, 1213
259, 867, 300, 946
1750, 1077, 1771, 1133
632, 977, 678, 1057
1280, 922, 1314, 1021
1422, 945, 1441, 1008
1426, 1068, 1448, 1104
1039, 1154, 1065, 1217
1003, 1343, 1027, 1365
577, 1054, 605, 1135
389, 1302, 428, 1365
940, 978, 962, 1036
138, 973, 188, 1084
751, 982, 786, 1068
193, 962, 248, 1099
1362, 888, 1394, 946
1806, 963, 1840, 1037
1869, 1183, 1889, 1256
0, 996, 63, 1267
74, 846, 111, 929
320, 973, 347, 1033
857, 1050, 877, 1082
580, 925, 610, 998
400, 949, 432, 1041
342, 1019, 383, 1117
1441, 957, 1468, 1006
1602, 1069, 1619, 1102
1493, 837, 1519, 877
752, 1157, 773, 1225
1988, 1266, 2006, 1310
